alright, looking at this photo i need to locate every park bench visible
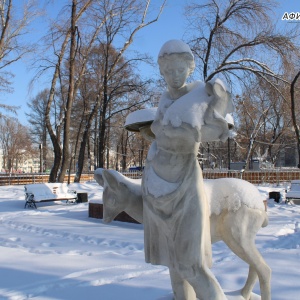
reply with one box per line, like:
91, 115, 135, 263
285, 180, 300, 205
24, 183, 77, 209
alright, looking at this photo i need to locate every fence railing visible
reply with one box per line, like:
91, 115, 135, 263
202, 170, 300, 185
0, 173, 95, 186
1, 170, 300, 186
124, 169, 300, 185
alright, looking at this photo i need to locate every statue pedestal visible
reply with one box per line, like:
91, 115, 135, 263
157, 290, 261, 300
225, 290, 261, 299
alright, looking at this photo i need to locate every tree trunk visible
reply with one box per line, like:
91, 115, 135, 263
74, 98, 100, 182
121, 130, 128, 171
98, 113, 106, 168
290, 70, 300, 168
49, 144, 62, 182
46, 25, 70, 183
244, 137, 254, 170
58, 0, 77, 182
98, 76, 108, 168
74, 129, 88, 182
42, 126, 47, 172
106, 115, 110, 169
115, 144, 119, 171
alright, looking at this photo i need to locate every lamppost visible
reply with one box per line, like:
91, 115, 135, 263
138, 149, 143, 170
39, 144, 43, 173
225, 114, 235, 170
228, 137, 231, 170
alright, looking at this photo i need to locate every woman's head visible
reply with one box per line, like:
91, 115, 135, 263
158, 40, 194, 59
158, 40, 195, 88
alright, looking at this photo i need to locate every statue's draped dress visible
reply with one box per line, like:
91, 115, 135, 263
141, 81, 230, 277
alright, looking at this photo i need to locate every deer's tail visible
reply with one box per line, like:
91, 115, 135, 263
262, 211, 269, 228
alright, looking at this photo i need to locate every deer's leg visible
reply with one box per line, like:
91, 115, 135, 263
186, 266, 227, 300
240, 244, 271, 300
169, 268, 196, 300
220, 208, 271, 300
241, 266, 258, 300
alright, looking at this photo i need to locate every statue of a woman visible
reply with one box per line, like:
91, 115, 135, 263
141, 40, 233, 300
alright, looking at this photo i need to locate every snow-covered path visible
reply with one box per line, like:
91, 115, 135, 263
0, 183, 299, 300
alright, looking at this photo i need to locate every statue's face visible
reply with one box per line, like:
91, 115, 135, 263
160, 56, 190, 90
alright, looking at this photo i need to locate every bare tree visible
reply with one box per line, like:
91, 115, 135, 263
58, 0, 81, 182
0, 117, 33, 172
37, 0, 93, 182
26, 89, 51, 171
33, 0, 165, 182
232, 74, 295, 169
185, 0, 299, 86
0, 0, 38, 103
182, 0, 300, 168
87, 0, 166, 171
235, 85, 279, 169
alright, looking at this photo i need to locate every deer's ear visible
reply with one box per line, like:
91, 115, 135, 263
119, 181, 130, 192
226, 91, 234, 112
94, 168, 105, 186
205, 81, 213, 96
212, 80, 226, 98
102, 170, 119, 190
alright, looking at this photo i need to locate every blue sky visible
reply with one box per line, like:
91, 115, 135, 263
1, 0, 299, 125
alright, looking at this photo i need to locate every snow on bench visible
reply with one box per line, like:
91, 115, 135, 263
286, 180, 300, 205
24, 183, 77, 208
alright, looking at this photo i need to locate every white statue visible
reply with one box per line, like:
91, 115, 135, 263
95, 169, 271, 300
95, 40, 271, 300
140, 40, 233, 300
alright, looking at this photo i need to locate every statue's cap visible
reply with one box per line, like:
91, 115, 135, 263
158, 40, 194, 59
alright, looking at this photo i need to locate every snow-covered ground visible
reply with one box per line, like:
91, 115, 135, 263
0, 181, 299, 300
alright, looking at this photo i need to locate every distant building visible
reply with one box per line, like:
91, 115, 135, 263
19, 157, 40, 173
230, 160, 260, 171
276, 144, 299, 168
0, 149, 3, 172
0, 149, 40, 173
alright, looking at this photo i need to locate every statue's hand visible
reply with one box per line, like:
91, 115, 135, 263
140, 125, 155, 141
205, 78, 233, 118
202, 79, 234, 142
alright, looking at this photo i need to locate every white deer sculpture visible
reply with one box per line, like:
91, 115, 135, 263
95, 168, 271, 300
